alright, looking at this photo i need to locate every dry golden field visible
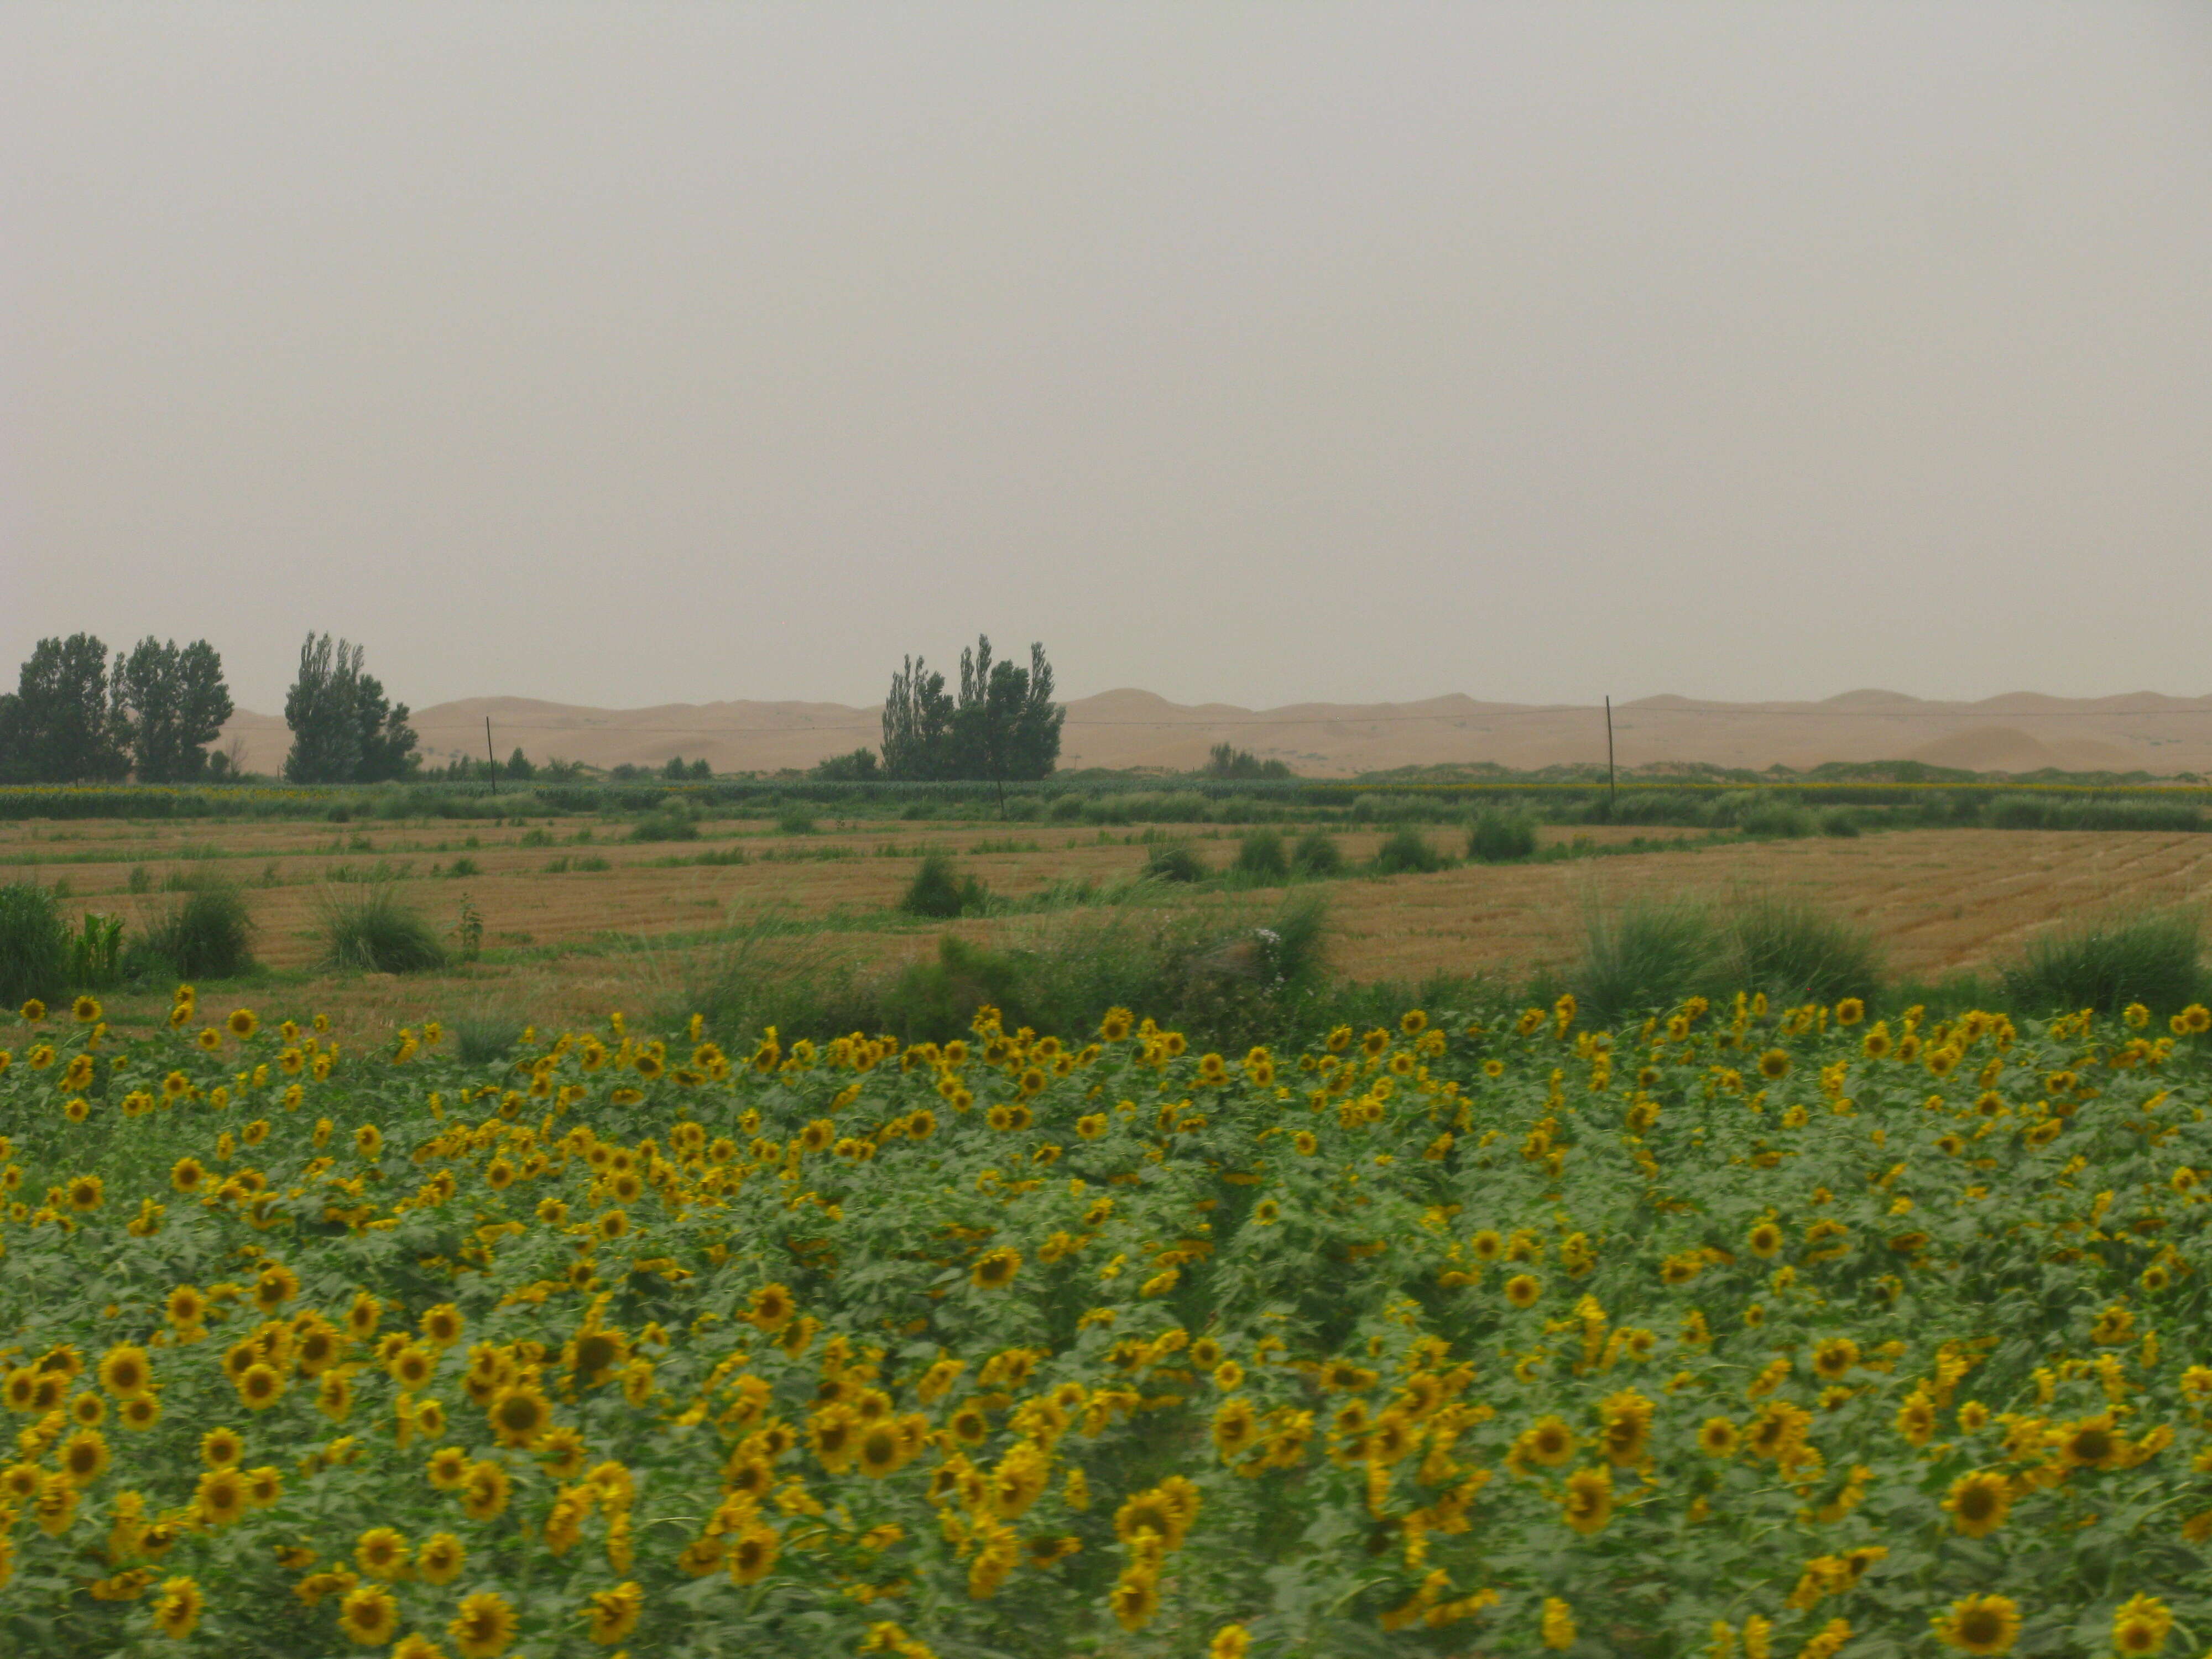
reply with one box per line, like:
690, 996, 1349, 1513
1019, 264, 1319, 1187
8, 812, 2212, 1037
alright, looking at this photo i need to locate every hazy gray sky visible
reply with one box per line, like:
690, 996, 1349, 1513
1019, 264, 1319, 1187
4, 3, 2209, 715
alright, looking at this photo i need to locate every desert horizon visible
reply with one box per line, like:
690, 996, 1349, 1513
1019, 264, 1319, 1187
211, 684, 2212, 779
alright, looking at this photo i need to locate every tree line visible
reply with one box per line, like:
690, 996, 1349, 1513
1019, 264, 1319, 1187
3, 630, 1068, 786
0, 632, 421, 785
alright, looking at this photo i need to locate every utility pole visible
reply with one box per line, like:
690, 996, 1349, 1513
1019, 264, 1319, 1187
485, 716, 498, 796
1604, 696, 1617, 816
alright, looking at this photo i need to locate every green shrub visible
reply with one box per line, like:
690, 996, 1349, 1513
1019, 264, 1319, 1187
1819, 810, 1861, 838
776, 810, 818, 836
1144, 844, 1208, 883
1574, 898, 1718, 1028
1291, 832, 1345, 878
447, 856, 481, 878
1468, 812, 1537, 863
899, 852, 988, 919
1371, 827, 1447, 875
1738, 801, 1815, 839
1999, 908, 2206, 1017
66, 913, 126, 990
629, 814, 699, 843
138, 880, 257, 980
453, 1010, 528, 1063
1047, 795, 1086, 821
316, 883, 448, 974
0, 883, 67, 1006
1719, 896, 1882, 1008
1233, 831, 1289, 881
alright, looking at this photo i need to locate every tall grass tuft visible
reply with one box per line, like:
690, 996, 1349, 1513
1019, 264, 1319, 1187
1719, 896, 1882, 1009
1468, 812, 1537, 864
1371, 828, 1448, 875
1999, 907, 2206, 1017
1143, 844, 1208, 884
1574, 898, 1718, 1029
1291, 832, 1344, 878
317, 883, 448, 974
138, 879, 257, 980
0, 883, 68, 1006
1234, 831, 1288, 881
899, 852, 987, 919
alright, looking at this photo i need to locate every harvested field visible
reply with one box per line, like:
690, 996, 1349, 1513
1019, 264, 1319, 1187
7, 815, 2211, 1037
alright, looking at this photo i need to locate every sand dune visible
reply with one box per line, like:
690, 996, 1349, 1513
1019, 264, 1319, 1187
215, 687, 2212, 779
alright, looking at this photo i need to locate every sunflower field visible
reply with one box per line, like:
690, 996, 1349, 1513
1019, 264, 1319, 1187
4, 986, 2212, 1658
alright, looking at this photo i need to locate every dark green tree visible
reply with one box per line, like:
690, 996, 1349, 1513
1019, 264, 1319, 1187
117, 638, 234, 782
283, 634, 419, 784
0, 635, 129, 782
505, 747, 535, 780
880, 638, 1062, 784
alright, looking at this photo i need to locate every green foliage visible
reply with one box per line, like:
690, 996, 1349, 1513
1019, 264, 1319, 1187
1719, 895, 1882, 1008
1999, 907, 2207, 1016
1574, 896, 1718, 1027
628, 813, 700, 843
1142, 843, 1208, 883
0, 881, 68, 1004
138, 879, 258, 980
880, 637, 1065, 782
0, 634, 131, 784
1370, 826, 1448, 874
1202, 742, 1292, 779
65, 912, 126, 989
812, 748, 880, 781
1819, 808, 1861, 837
281, 633, 419, 783
898, 852, 988, 919
315, 882, 447, 974
1467, 810, 1536, 863
776, 810, 819, 836
1233, 829, 1288, 880
1290, 831, 1345, 877
116, 637, 233, 782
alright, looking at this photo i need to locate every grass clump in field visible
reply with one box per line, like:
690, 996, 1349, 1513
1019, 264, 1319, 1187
1370, 827, 1448, 875
898, 852, 988, 919
0, 881, 67, 1005
1468, 810, 1536, 863
1574, 896, 1717, 1029
1291, 831, 1344, 877
1719, 894, 1882, 1009
136, 878, 257, 980
316, 882, 448, 973
1142, 843, 1208, 883
1999, 906, 2206, 1017
1233, 830, 1288, 881
628, 812, 699, 843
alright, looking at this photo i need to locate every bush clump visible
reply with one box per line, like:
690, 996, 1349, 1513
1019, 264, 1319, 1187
1999, 907, 2206, 1017
0, 883, 68, 1006
1468, 811, 1537, 864
1290, 832, 1345, 878
1233, 831, 1288, 881
1719, 895, 1882, 1009
628, 813, 700, 843
138, 879, 257, 980
1574, 898, 1717, 1029
317, 883, 448, 974
1370, 827, 1447, 875
898, 852, 988, 919
1143, 844, 1208, 884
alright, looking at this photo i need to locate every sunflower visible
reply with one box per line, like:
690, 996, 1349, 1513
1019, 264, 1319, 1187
1561, 1465, 1614, 1535
253, 1264, 299, 1313
236, 1363, 284, 1411
1520, 1416, 1577, 1468
60, 1428, 109, 1486
20, 999, 46, 1022
2111, 1594, 2171, 1656
488, 1386, 551, 1449
1109, 1573, 1161, 1632
1698, 1417, 1740, 1458
119, 1395, 162, 1430
581, 1581, 643, 1645
1505, 1274, 1542, 1308
461, 1460, 512, 1521
971, 1248, 1021, 1290
390, 1346, 436, 1391
195, 1467, 248, 1527
227, 1008, 258, 1039
1943, 1471, 2011, 1538
2057, 1415, 2120, 1471
200, 1426, 245, 1468
1932, 1594, 2021, 1655
445, 1589, 519, 1659
728, 1518, 780, 1584
98, 1344, 153, 1401
1812, 1338, 1860, 1381
153, 1575, 204, 1639
244, 1465, 283, 1507
857, 1423, 904, 1477
355, 1526, 409, 1579
425, 1446, 471, 1491
64, 1173, 103, 1212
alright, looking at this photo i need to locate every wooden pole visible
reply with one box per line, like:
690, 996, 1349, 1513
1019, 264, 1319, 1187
1605, 696, 1616, 815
